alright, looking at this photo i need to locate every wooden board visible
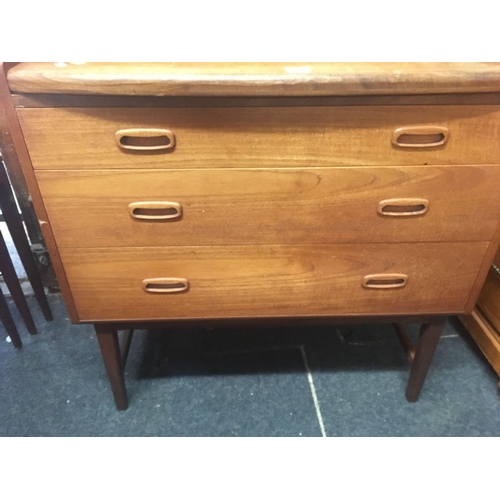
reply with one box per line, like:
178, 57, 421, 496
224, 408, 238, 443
16, 106, 500, 170
459, 309, 500, 378
36, 166, 500, 248
59, 242, 488, 321
8, 63, 500, 96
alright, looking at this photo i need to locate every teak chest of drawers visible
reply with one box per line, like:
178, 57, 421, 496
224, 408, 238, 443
3, 62, 500, 411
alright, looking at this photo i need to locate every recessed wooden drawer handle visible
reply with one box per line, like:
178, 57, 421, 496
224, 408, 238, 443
129, 201, 182, 220
378, 198, 429, 217
142, 278, 189, 294
362, 274, 408, 289
115, 128, 175, 151
391, 126, 449, 148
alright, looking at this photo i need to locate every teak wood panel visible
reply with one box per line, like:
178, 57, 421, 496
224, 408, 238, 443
59, 242, 488, 321
460, 309, 500, 378
16, 106, 500, 169
8, 63, 500, 96
36, 166, 500, 248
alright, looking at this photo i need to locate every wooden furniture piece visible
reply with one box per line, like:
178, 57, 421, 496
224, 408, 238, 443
0, 157, 52, 322
4, 62, 500, 410
460, 248, 500, 381
0, 63, 47, 250
0, 230, 24, 348
0, 227, 36, 342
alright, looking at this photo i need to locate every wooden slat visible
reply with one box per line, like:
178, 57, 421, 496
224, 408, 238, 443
7, 63, 500, 96
36, 165, 500, 248
16, 106, 500, 170
459, 309, 500, 378
59, 242, 488, 322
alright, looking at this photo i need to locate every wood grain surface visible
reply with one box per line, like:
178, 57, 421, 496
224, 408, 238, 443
8, 63, 500, 96
59, 242, 488, 321
17, 106, 500, 170
36, 166, 500, 247
459, 309, 500, 378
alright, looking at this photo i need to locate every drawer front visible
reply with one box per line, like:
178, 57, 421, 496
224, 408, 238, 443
59, 243, 487, 321
18, 106, 500, 170
37, 166, 500, 248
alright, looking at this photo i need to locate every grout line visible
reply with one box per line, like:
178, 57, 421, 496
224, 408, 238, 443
300, 345, 327, 438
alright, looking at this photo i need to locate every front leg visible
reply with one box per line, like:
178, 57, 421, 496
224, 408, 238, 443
406, 317, 446, 402
95, 324, 128, 410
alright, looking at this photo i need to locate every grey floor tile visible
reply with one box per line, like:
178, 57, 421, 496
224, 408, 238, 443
2, 294, 500, 436
305, 320, 500, 436
1, 297, 322, 436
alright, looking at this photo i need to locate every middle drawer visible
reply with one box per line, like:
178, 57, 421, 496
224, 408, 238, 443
37, 166, 500, 247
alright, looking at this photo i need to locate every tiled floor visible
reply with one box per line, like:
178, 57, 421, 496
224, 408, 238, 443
1, 293, 499, 436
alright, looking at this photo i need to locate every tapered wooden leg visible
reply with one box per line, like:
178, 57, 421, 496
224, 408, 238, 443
0, 231, 37, 334
406, 317, 446, 402
0, 289, 22, 348
95, 324, 128, 410
0, 164, 52, 322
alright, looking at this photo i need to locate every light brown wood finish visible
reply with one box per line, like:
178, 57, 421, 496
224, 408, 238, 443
142, 277, 190, 294
377, 198, 429, 217
391, 126, 449, 148
115, 128, 175, 151
362, 274, 408, 289
35, 166, 500, 248
459, 249, 500, 379
128, 201, 182, 221
10, 62, 500, 408
59, 242, 487, 322
17, 106, 500, 170
463, 232, 500, 314
460, 310, 500, 379
7, 63, 500, 96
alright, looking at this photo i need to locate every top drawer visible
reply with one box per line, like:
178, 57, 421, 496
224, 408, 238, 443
17, 106, 500, 170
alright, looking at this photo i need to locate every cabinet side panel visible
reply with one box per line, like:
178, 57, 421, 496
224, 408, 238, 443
1, 66, 79, 322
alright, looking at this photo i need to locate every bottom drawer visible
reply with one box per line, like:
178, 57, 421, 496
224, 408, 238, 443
60, 243, 487, 322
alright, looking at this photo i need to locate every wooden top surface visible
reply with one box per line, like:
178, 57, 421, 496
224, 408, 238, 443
7, 62, 500, 97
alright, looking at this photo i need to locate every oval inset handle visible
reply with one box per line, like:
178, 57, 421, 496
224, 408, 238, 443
378, 198, 429, 217
115, 128, 175, 151
362, 274, 408, 289
391, 126, 449, 148
142, 278, 189, 294
129, 202, 182, 221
